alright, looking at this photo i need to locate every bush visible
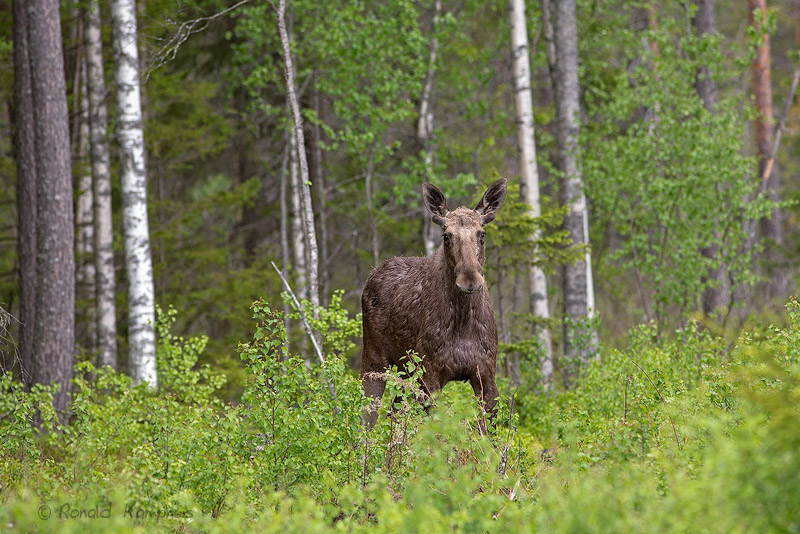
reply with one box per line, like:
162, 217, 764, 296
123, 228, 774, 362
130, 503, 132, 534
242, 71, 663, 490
1, 299, 799, 532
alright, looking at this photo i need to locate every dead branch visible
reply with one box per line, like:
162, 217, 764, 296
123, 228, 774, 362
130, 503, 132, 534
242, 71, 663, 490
761, 53, 800, 186
144, 0, 254, 81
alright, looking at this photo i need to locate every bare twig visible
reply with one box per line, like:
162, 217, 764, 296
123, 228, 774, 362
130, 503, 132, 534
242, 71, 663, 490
271, 261, 324, 365
144, 0, 254, 81
761, 52, 800, 186
271, 261, 339, 412
630, 359, 682, 449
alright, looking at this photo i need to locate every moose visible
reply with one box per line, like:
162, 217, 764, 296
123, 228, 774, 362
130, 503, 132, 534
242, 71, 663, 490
360, 178, 507, 429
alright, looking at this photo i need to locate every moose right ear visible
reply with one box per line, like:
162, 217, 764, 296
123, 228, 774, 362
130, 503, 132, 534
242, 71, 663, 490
422, 183, 449, 227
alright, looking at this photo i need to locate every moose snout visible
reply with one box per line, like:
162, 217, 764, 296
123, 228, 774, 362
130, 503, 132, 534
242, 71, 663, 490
456, 272, 484, 294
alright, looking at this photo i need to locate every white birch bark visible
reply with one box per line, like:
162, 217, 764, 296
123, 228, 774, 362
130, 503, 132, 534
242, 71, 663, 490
276, 0, 321, 326
509, 0, 554, 387
111, 0, 157, 386
86, 0, 118, 369
418, 0, 441, 257
365, 149, 379, 267
312, 85, 330, 305
280, 130, 292, 352
289, 128, 308, 302
76, 59, 96, 340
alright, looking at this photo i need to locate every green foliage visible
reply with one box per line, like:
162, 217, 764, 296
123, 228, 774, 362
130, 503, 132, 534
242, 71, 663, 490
292, 289, 362, 357
581, 4, 773, 321
155, 305, 226, 404
484, 176, 581, 277
5, 0, 800, 530
311, 0, 426, 156
3, 299, 800, 532
239, 299, 368, 493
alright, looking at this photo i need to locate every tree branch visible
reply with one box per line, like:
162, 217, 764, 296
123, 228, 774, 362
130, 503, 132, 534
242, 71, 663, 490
144, 0, 255, 81
271, 261, 324, 365
761, 53, 800, 186
272, 261, 339, 411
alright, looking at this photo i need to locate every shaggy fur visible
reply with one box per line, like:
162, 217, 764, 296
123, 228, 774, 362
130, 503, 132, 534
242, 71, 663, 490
361, 179, 507, 428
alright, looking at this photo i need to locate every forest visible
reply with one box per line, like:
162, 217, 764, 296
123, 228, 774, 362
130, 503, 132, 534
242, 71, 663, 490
1, 0, 799, 532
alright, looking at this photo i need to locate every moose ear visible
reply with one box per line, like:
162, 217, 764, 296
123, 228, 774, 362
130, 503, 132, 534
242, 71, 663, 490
422, 183, 449, 227
474, 178, 507, 226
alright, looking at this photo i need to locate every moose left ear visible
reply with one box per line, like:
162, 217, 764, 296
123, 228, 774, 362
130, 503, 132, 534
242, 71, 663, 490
474, 178, 507, 226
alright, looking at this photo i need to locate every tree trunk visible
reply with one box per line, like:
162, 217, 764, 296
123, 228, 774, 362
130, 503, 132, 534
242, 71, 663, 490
694, 0, 730, 316
111, 0, 157, 386
76, 57, 97, 354
510, 0, 554, 389
276, 0, 321, 330
27, 0, 76, 420
419, 0, 441, 257
86, 0, 118, 369
365, 149, 380, 268
312, 84, 330, 306
551, 0, 597, 382
13, 0, 37, 388
280, 130, 292, 353
289, 128, 308, 302
749, 0, 789, 301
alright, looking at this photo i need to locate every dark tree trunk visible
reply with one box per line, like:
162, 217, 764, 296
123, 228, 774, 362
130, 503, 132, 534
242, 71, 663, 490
27, 0, 76, 420
694, 0, 730, 316
552, 0, 597, 383
693, 1, 717, 111
13, 0, 38, 386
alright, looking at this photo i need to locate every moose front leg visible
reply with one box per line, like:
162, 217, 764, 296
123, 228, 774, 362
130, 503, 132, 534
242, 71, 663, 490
470, 365, 499, 434
361, 371, 386, 429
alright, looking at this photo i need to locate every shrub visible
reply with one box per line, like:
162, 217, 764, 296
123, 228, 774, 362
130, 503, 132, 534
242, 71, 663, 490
1, 299, 799, 532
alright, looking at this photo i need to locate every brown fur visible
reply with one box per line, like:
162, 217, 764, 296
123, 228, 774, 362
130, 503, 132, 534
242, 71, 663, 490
360, 179, 507, 428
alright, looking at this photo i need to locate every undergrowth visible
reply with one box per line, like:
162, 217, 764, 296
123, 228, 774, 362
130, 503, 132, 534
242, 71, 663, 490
1, 299, 799, 533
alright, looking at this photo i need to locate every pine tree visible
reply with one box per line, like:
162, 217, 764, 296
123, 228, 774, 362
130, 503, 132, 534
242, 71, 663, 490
26, 0, 76, 419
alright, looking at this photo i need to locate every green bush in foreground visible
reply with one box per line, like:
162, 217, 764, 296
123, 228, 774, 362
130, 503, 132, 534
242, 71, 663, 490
1, 300, 799, 533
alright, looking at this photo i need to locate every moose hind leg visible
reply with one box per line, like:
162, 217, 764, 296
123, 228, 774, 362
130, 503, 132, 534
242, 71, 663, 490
361, 336, 388, 429
361, 369, 386, 429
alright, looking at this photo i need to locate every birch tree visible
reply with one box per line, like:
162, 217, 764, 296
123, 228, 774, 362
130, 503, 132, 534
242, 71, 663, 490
26, 0, 75, 418
275, 0, 322, 329
13, 0, 37, 387
289, 128, 308, 303
76, 61, 96, 353
551, 0, 597, 378
111, 0, 157, 386
280, 131, 292, 348
87, 0, 118, 369
311, 85, 330, 305
418, 0, 441, 257
509, 0, 554, 387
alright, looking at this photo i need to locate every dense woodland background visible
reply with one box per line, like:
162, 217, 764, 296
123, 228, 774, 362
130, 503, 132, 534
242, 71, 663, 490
1, 1, 800, 532
3, 0, 799, 396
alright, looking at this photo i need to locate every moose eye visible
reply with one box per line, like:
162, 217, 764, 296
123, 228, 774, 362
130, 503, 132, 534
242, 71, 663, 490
443, 234, 451, 246
479, 231, 486, 243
